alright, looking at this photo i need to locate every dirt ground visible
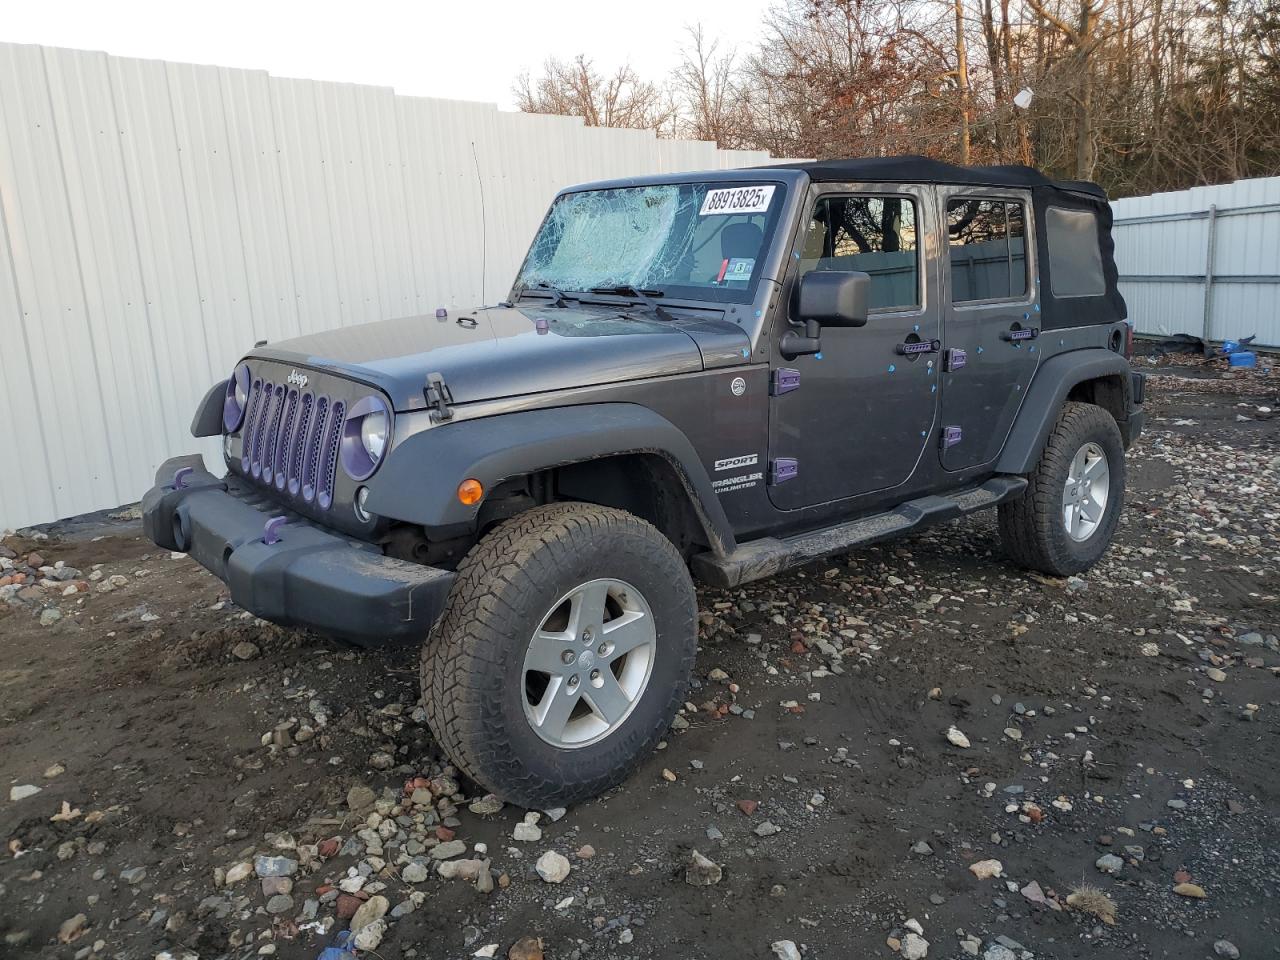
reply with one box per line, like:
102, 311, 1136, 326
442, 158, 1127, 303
1, 356, 1277, 960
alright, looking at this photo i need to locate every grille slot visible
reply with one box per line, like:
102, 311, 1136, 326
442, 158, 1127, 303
240, 379, 264, 474
302, 396, 330, 503
274, 388, 300, 490
288, 392, 314, 495
261, 384, 285, 482
317, 401, 345, 509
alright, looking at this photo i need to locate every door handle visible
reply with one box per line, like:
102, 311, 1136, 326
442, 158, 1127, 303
1001, 326, 1039, 342
895, 338, 940, 356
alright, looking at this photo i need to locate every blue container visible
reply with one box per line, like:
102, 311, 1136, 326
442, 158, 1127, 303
1228, 351, 1257, 368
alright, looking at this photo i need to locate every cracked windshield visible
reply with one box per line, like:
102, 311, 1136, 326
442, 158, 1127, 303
517, 182, 785, 303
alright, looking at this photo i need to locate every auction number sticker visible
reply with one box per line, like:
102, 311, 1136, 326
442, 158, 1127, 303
700, 185, 775, 216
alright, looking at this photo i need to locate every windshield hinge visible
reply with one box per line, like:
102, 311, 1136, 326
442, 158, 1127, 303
424, 372, 455, 423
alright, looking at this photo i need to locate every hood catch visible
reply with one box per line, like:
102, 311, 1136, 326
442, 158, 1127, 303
424, 372, 455, 423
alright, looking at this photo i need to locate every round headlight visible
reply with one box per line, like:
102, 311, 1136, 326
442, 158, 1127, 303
360, 410, 387, 461
223, 362, 251, 432
341, 396, 392, 481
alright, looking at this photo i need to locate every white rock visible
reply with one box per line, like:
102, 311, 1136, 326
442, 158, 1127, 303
9, 784, 41, 802
771, 941, 802, 960
353, 918, 385, 951
945, 726, 971, 749
902, 932, 930, 959
535, 850, 571, 884
968, 859, 1003, 879
512, 822, 542, 842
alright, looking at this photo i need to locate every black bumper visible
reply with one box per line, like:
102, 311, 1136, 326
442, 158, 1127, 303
141, 455, 453, 645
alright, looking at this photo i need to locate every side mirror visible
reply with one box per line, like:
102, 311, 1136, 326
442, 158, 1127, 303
796, 271, 870, 328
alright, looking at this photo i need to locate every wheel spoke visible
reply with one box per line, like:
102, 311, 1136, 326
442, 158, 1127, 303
526, 631, 570, 676
602, 610, 652, 660
1083, 455, 1107, 483
1071, 448, 1088, 481
1082, 491, 1105, 523
583, 670, 631, 726
567, 580, 609, 640
533, 678, 579, 736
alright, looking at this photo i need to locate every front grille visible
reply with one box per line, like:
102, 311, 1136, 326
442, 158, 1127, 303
238, 377, 346, 512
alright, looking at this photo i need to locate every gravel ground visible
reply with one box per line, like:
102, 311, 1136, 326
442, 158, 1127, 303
1, 356, 1277, 960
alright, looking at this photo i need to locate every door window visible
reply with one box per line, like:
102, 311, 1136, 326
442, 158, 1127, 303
947, 198, 1028, 302
799, 196, 919, 310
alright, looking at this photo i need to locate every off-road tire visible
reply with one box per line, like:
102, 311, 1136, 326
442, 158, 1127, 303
998, 401, 1125, 576
421, 503, 697, 808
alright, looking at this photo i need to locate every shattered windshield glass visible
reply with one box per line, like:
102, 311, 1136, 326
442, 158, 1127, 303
516, 181, 786, 304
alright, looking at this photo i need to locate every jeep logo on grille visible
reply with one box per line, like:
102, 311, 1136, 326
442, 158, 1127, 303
286, 370, 308, 389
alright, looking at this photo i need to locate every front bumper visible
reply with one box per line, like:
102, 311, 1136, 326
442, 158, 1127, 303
141, 455, 453, 645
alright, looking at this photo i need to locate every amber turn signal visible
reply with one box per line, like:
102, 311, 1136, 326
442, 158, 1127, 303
457, 478, 484, 506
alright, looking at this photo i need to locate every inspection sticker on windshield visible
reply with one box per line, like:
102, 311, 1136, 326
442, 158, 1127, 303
700, 185, 775, 216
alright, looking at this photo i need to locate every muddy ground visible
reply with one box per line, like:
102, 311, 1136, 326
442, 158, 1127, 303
1, 357, 1277, 960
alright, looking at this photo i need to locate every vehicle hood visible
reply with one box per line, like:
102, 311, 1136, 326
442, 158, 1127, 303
249, 304, 750, 411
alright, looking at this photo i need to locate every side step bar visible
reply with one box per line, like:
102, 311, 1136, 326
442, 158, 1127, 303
692, 476, 1028, 588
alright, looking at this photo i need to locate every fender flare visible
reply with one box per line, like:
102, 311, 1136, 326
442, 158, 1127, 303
363, 402, 737, 554
996, 348, 1134, 474
191, 379, 229, 438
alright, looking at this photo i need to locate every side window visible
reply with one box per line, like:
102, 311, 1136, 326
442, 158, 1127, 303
1046, 206, 1105, 297
947, 198, 1028, 302
799, 196, 919, 310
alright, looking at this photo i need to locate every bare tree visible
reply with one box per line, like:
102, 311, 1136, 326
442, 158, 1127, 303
672, 24, 749, 147
513, 55, 676, 132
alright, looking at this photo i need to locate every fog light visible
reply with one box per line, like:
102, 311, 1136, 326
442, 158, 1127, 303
457, 478, 484, 506
223, 434, 234, 460
354, 486, 373, 522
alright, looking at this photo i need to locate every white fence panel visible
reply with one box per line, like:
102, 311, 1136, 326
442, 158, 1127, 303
0, 42, 784, 530
1111, 177, 1280, 348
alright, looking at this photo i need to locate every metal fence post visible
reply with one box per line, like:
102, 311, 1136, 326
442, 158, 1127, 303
1201, 204, 1218, 353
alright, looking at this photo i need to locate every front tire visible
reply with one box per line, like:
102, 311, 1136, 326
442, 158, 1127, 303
421, 503, 697, 808
998, 401, 1125, 576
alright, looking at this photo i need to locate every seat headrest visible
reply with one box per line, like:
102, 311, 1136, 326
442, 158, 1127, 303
721, 221, 764, 260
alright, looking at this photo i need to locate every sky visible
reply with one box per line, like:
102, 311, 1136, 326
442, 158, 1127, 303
5, 0, 776, 110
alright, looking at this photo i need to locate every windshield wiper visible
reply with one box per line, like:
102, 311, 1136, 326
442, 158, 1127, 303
588, 285, 675, 322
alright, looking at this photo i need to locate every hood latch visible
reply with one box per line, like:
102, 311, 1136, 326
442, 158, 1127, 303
424, 372, 455, 423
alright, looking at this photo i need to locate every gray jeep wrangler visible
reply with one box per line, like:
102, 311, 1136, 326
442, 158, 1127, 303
143, 156, 1144, 806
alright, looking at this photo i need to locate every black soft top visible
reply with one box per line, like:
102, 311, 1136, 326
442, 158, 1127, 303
756, 155, 1125, 329
759, 155, 1106, 199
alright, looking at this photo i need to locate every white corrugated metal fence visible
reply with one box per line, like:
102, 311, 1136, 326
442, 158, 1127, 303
1111, 177, 1280, 350
0, 43, 781, 531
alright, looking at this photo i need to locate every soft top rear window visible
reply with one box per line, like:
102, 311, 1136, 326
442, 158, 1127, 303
1046, 206, 1106, 298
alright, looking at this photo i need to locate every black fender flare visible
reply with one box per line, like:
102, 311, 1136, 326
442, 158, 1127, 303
192, 379, 229, 438
996, 348, 1135, 474
363, 402, 737, 554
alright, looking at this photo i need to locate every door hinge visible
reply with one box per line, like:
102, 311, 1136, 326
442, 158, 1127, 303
945, 347, 968, 371
424, 372, 454, 422
941, 425, 963, 449
771, 367, 801, 396
770, 458, 799, 484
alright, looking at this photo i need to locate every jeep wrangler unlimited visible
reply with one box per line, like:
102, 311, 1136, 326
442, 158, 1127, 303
143, 156, 1144, 807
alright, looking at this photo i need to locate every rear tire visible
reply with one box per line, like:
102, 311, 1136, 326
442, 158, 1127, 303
998, 401, 1125, 576
421, 503, 697, 808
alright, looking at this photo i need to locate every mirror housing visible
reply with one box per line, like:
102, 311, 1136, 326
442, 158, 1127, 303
796, 271, 870, 328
